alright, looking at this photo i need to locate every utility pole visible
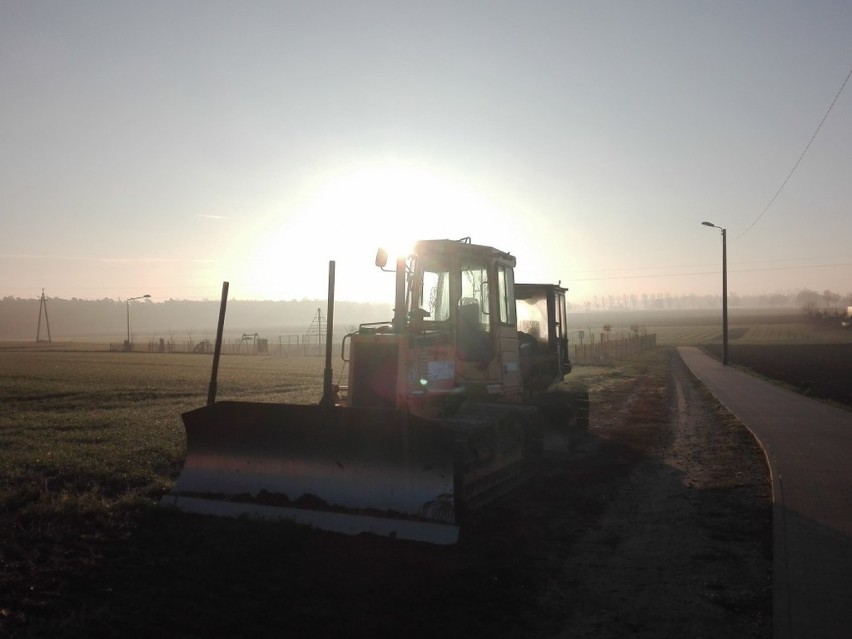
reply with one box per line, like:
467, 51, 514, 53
125, 294, 151, 351
701, 222, 728, 365
36, 289, 52, 342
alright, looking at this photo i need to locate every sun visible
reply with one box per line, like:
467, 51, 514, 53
309, 163, 498, 256
226, 161, 524, 302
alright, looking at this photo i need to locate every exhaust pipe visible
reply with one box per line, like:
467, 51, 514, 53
320, 261, 335, 408
392, 256, 406, 330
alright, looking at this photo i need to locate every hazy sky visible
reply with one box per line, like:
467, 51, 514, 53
2, 1, 851, 305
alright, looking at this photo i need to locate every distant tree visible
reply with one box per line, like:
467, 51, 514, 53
822, 290, 841, 315
767, 293, 789, 308
796, 289, 822, 315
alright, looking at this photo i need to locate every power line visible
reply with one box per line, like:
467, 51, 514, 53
736, 64, 852, 240
568, 255, 850, 275
571, 261, 852, 282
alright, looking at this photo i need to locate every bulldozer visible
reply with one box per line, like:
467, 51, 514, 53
162, 238, 588, 544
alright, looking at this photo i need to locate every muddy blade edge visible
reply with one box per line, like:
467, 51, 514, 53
160, 401, 460, 544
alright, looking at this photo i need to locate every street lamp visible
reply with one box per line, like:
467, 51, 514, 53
701, 222, 728, 365
125, 294, 151, 351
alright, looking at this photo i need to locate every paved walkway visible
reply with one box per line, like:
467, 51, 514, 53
678, 346, 852, 639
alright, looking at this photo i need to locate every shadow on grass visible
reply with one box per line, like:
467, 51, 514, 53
14, 427, 771, 639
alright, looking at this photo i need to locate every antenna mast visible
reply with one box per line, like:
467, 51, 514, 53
304, 307, 326, 356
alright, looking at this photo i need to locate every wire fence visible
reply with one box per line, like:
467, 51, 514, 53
109, 331, 658, 364
571, 333, 657, 365
109, 334, 335, 356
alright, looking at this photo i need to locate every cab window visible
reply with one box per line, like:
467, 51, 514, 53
497, 264, 515, 325
420, 268, 450, 321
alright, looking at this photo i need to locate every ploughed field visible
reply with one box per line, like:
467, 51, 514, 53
703, 343, 852, 409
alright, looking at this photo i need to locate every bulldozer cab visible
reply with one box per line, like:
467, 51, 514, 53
347, 239, 522, 415
515, 283, 572, 391
410, 242, 499, 359
408, 239, 522, 396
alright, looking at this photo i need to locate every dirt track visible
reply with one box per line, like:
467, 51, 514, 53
535, 349, 772, 637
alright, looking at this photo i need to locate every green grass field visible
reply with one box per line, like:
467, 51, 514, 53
0, 351, 339, 636
1, 351, 330, 514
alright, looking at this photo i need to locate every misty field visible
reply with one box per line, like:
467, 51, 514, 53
562, 308, 852, 348
642, 311, 852, 346
0, 311, 846, 636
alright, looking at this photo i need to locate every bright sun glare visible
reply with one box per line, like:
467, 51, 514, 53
231, 163, 512, 302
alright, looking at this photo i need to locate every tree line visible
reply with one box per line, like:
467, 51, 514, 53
1, 296, 391, 341
4, 288, 850, 341
576, 289, 852, 314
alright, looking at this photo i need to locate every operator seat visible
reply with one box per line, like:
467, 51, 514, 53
457, 301, 493, 363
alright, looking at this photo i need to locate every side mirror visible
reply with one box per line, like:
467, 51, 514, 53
375, 248, 388, 269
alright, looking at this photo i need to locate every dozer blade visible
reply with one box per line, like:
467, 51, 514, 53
161, 401, 460, 544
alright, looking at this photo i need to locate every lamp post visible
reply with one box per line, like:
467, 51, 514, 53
701, 222, 728, 365
125, 294, 151, 351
